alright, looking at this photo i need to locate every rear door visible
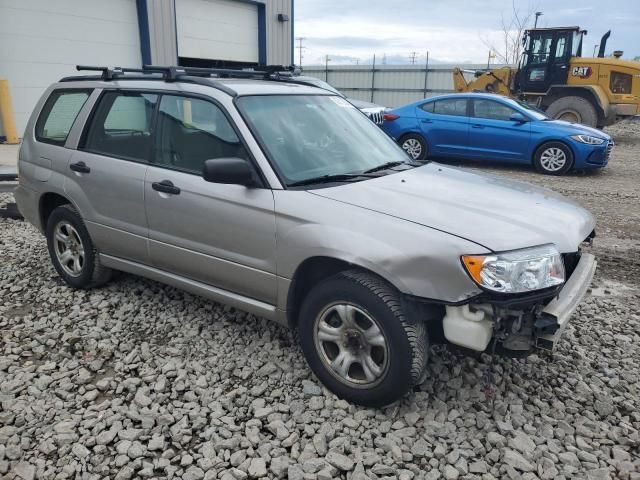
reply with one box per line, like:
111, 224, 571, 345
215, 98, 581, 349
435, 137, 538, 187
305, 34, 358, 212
66, 90, 157, 262
468, 98, 530, 162
415, 98, 469, 156
144, 93, 277, 304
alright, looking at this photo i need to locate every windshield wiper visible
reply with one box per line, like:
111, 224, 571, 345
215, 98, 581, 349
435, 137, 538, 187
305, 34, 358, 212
288, 173, 376, 187
362, 160, 409, 174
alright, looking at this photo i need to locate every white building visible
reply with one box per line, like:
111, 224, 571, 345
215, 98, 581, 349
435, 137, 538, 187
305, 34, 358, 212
0, 0, 294, 137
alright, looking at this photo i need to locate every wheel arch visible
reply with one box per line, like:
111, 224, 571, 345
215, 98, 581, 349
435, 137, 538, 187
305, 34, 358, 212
531, 138, 576, 168
39, 191, 76, 231
285, 256, 409, 329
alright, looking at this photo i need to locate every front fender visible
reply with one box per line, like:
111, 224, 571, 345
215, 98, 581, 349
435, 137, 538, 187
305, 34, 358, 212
274, 191, 485, 309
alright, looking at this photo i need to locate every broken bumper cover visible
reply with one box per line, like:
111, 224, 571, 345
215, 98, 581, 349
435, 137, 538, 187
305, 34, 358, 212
535, 253, 597, 350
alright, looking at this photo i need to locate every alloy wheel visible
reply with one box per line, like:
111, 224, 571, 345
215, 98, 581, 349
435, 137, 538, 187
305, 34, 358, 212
539, 147, 567, 172
402, 138, 422, 160
53, 221, 85, 277
314, 302, 389, 387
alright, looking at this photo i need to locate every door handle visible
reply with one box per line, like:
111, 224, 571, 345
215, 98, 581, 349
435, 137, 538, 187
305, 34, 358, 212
421, 119, 432, 124
152, 180, 181, 195
69, 161, 90, 173
471, 124, 485, 129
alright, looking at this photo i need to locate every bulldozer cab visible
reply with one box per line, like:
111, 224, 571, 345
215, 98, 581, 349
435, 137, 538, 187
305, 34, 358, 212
517, 27, 586, 93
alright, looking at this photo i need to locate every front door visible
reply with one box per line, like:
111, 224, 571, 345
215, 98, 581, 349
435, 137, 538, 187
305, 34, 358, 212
520, 30, 572, 93
468, 99, 530, 162
66, 91, 157, 262
144, 93, 277, 304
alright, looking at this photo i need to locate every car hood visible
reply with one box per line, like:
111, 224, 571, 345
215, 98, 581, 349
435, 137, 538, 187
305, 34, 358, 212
310, 163, 595, 253
537, 119, 611, 139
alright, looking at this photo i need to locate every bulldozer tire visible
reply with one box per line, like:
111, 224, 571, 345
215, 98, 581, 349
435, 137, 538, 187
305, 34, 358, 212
545, 96, 598, 127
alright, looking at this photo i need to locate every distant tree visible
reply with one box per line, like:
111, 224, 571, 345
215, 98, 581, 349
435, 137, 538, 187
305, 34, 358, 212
634, 56, 640, 62
481, 0, 537, 66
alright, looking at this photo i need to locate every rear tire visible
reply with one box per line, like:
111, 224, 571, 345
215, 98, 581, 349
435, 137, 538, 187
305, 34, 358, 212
545, 96, 598, 128
533, 141, 574, 175
399, 133, 428, 161
298, 270, 428, 407
46, 204, 112, 289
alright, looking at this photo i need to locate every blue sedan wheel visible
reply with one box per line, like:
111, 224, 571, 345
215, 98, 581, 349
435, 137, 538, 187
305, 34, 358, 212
399, 134, 428, 161
534, 142, 573, 175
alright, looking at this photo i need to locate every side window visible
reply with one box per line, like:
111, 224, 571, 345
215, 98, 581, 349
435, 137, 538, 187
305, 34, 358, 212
83, 92, 158, 161
610, 71, 632, 94
433, 99, 467, 116
154, 95, 248, 174
35, 90, 91, 146
420, 101, 434, 113
473, 99, 517, 121
554, 35, 568, 61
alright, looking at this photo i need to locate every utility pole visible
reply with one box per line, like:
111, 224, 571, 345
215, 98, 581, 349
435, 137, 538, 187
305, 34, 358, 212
324, 55, 330, 82
409, 51, 418, 64
487, 50, 496, 69
295, 37, 306, 67
534, 11, 543, 28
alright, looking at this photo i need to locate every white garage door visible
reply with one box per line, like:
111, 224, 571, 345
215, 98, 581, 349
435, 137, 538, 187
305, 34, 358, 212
0, 0, 141, 136
176, 0, 259, 63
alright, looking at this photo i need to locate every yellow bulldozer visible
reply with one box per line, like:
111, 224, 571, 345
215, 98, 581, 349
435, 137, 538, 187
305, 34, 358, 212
453, 27, 640, 128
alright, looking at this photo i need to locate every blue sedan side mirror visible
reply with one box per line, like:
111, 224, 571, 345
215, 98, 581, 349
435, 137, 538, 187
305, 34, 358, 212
510, 112, 528, 123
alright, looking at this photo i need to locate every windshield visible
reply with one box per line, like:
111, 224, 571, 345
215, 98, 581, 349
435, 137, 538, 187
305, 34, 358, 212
515, 100, 548, 120
237, 95, 409, 186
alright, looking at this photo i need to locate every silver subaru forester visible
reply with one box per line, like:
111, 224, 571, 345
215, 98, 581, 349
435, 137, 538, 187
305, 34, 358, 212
15, 65, 597, 406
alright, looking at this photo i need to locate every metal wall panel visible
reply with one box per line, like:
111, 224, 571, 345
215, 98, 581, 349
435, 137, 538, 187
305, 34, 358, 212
147, 0, 178, 65
302, 64, 490, 108
265, 0, 292, 66
148, 0, 292, 67
0, 0, 141, 135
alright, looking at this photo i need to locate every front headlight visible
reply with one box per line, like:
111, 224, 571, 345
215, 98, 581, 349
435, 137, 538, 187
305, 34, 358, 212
462, 245, 565, 293
570, 134, 605, 145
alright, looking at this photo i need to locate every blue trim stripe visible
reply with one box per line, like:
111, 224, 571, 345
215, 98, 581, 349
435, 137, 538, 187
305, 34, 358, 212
257, 4, 267, 65
136, 0, 152, 66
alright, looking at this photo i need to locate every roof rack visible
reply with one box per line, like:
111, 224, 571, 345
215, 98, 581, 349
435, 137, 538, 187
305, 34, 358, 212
60, 64, 303, 97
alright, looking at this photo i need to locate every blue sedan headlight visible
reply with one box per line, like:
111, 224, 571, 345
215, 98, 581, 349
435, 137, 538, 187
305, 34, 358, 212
570, 134, 606, 145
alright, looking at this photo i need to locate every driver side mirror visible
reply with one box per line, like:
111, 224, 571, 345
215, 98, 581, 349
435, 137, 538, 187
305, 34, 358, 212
202, 158, 259, 187
510, 112, 528, 123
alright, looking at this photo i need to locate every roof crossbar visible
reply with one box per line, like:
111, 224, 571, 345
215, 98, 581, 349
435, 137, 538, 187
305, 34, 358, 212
74, 64, 298, 82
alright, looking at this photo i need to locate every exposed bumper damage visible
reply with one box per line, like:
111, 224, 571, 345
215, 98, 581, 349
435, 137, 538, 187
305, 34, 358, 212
443, 252, 597, 354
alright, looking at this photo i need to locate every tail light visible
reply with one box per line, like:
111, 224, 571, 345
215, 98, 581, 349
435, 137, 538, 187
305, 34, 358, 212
383, 113, 399, 121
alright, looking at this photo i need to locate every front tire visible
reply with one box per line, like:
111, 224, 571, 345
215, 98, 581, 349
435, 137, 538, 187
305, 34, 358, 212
533, 141, 574, 175
545, 96, 598, 128
399, 133, 428, 161
46, 204, 112, 289
298, 270, 428, 407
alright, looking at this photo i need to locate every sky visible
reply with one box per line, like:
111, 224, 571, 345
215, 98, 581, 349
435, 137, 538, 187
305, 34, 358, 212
294, 0, 640, 66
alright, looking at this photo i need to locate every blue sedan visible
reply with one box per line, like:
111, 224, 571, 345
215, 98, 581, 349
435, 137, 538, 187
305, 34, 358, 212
382, 93, 613, 175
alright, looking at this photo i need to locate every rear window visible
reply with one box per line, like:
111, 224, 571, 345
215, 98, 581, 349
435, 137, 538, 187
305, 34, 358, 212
433, 98, 467, 116
35, 90, 91, 146
82, 91, 158, 162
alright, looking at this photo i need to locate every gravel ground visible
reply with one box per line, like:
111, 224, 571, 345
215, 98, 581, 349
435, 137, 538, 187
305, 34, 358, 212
1, 120, 639, 480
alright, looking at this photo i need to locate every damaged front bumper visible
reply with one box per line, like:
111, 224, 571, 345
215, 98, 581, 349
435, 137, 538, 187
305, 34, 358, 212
442, 253, 597, 353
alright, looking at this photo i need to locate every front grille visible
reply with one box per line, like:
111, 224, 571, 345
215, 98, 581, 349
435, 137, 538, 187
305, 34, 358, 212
605, 140, 614, 161
366, 110, 384, 125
